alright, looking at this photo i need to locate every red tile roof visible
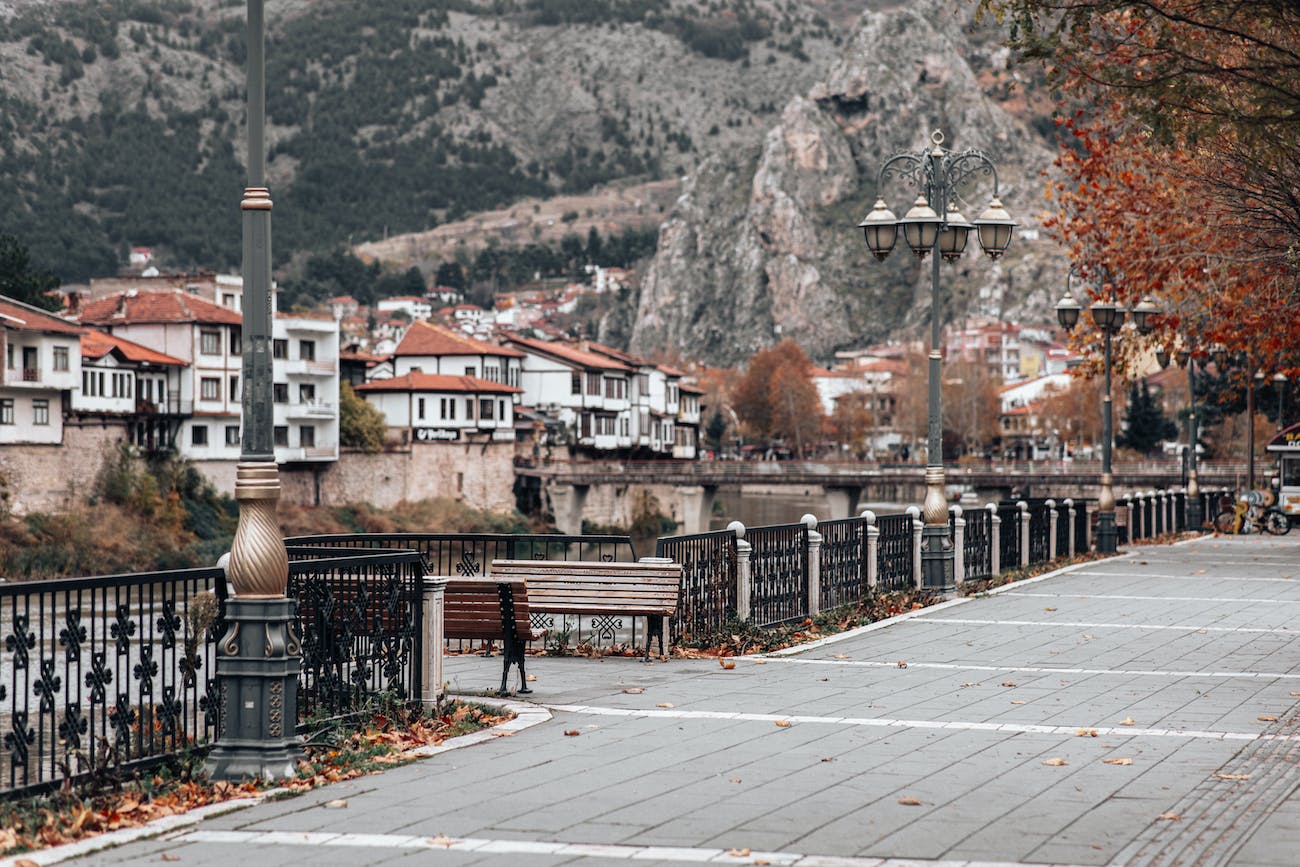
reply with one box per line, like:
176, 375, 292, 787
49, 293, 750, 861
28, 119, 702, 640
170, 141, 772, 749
355, 373, 521, 395
0, 297, 86, 336
81, 330, 187, 366
504, 334, 633, 372
394, 320, 524, 358
78, 290, 243, 326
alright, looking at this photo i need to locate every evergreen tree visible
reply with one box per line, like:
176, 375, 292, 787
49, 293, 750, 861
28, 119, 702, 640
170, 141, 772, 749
705, 410, 727, 452
0, 234, 61, 311
1118, 380, 1177, 455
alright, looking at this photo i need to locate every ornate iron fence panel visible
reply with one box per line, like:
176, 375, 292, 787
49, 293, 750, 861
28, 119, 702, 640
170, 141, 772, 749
283, 533, 636, 579
1026, 502, 1050, 565
276, 552, 424, 722
998, 504, 1021, 569
747, 523, 809, 626
961, 509, 992, 580
1, 567, 225, 799
656, 531, 737, 640
876, 513, 913, 593
818, 517, 866, 610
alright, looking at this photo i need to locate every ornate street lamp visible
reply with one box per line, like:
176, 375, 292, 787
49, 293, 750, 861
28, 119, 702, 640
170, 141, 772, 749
1057, 267, 1156, 553
206, 0, 300, 781
858, 129, 1015, 591
1157, 344, 1203, 528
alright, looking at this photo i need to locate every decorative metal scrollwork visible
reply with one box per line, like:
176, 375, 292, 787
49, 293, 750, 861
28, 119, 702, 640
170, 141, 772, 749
133, 645, 158, 693
108, 695, 135, 747
158, 686, 182, 737
157, 599, 182, 647
5, 613, 36, 669
455, 548, 481, 577
530, 612, 556, 631
85, 651, 112, 703
111, 604, 137, 654
60, 609, 87, 660
59, 702, 87, 749
5, 711, 35, 767
34, 658, 62, 713
588, 615, 622, 643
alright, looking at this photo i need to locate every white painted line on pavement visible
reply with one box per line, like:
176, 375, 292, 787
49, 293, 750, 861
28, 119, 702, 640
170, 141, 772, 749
172, 829, 1095, 866
544, 703, 1298, 743
754, 657, 1300, 680
1002, 591, 1300, 605
914, 617, 1295, 634
1069, 571, 1297, 582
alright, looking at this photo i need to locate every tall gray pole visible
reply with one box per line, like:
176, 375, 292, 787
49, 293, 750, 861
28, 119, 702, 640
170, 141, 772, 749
920, 144, 954, 591
1185, 360, 1202, 528
1247, 379, 1256, 491
207, 0, 301, 782
1096, 329, 1117, 553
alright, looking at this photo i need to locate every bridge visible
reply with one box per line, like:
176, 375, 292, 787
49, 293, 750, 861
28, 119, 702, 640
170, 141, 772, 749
515, 458, 1252, 534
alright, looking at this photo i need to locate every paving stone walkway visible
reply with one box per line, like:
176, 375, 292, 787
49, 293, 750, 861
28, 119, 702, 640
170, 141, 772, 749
38, 534, 1300, 866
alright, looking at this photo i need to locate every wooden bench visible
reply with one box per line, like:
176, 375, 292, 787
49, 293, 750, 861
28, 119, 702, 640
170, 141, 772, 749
443, 578, 543, 695
489, 559, 682, 661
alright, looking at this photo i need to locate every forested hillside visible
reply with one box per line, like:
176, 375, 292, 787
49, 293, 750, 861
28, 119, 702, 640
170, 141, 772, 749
0, 0, 849, 282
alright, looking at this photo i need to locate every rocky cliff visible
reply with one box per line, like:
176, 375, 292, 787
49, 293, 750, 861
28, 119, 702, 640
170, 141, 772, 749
629, 0, 1064, 366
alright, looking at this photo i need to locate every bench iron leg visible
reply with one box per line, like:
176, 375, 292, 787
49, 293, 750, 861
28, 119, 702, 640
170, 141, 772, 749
645, 614, 666, 662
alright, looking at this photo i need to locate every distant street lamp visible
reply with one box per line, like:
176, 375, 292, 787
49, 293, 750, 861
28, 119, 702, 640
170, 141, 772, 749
859, 129, 1015, 591
206, 0, 300, 781
1158, 344, 1204, 529
1056, 267, 1157, 552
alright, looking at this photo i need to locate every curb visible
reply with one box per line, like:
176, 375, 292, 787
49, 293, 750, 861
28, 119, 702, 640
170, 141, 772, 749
0, 700, 550, 867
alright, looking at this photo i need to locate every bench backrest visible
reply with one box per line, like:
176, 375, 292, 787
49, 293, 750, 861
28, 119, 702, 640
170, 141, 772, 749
444, 578, 532, 641
489, 560, 681, 615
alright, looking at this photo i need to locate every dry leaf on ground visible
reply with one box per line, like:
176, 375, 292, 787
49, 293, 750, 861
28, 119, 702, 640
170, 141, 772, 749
961, 682, 980, 687
623, 687, 645, 694
1103, 757, 1133, 766
1157, 813, 1182, 821
1043, 758, 1069, 766
1011, 700, 1027, 705
525, 675, 537, 682
13, 860, 40, 867
726, 848, 751, 857
1045, 607, 1058, 612
821, 757, 834, 762
657, 702, 674, 708
161, 856, 180, 863
1290, 691, 1300, 697
897, 661, 908, 668
1215, 773, 1250, 780
753, 660, 767, 665
1259, 716, 1279, 722
1001, 681, 1018, 687
774, 720, 792, 728
1120, 717, 1135, 726
427, 835, 455, 848
729, 778, 742, 783
1076, 728, 1099, 738
563, 730, 580, 737
719, 659, 736, 670
324, 799, 348, 809
898, 797, 924, 806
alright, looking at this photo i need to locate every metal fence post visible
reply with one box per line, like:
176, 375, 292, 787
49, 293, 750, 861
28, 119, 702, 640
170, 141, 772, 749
907, 505, 923, 589
1156, 490, 1165, 535
951, 505, 965, 586
421, 575, 449, 707
1064, 498, 1075, 557
729, 520, 751, 622
862, 510, 879, 591
803, 513, 822, 617
1018, 501, 1030, 568
1046, 498, 1058, 559
988, 503, 1001, 575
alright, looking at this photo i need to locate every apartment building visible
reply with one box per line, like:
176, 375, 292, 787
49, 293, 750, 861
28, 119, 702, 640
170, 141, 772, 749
76, 330, 188, 451
0, 297, 84, 445
354, 373, 520, 444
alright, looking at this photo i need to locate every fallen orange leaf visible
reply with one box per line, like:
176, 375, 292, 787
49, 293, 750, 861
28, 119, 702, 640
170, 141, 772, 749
1215, 773, 1250, 780
719, 659, 736, 670
1120, 717, 1135, 726
897, 661, 908, 668
1157, 813, 1182, 821
427, 835, 455, 848
1001, 682, 1018, 687
774, 720, 792, 728
1076, 728, 1099, 738
1010, 700, 1026, 705
1042, 758, 1068, 766
726, 848, 751, 857
898, 796, 923, 806
623, 687, 645, 694
563, 730, 580, 736
657, 703, 674, 708
1258, 716, 1279, 722
1103, 757, 1133, 766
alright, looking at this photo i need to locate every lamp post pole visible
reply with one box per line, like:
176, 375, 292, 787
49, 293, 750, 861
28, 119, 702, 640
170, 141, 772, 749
1056, 272, 1156, 554
1185, 354, 1202, 529
859, 130, 1016, 592
206, 0, 300, 782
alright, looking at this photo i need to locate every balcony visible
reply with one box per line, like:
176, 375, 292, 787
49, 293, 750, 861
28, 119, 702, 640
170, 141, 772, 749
279, 359, 336, 376
276, 445, 337, 462
286, 400, 337, 419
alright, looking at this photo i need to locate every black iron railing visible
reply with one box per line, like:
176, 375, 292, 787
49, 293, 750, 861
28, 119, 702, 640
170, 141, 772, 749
747, 523, 810, 627
961, 508, 993, 580
1027, 502, 1051, 565
876, 513, 913, 593
656, 530, 737, 639
1, 567, 224, 799
818, 517, 866, 611
998, 504, 1022, 569
284, 533, 636, 578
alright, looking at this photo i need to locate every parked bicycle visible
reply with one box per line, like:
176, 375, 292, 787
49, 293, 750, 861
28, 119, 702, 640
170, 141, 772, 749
1213, 490, 1292, 535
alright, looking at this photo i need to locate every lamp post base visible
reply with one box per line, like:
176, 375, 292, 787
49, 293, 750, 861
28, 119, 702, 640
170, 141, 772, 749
1096, 511, 1118, 554
920, 523, 955, 593
205, 597, 302, 782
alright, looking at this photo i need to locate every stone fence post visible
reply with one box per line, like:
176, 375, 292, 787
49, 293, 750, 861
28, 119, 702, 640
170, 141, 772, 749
1017, 501, 1030, 568
988, 503, 1001, 576
803, 513, 822, 617
951, 504, 965, 586
862, 510, 879, 591
1046, 499, 1058, 560
729, 520, 751, 622
421, 575, 450, 708
907, 505, 923, 589
1064, 498, 1076, 557
1122, 494, 1133, 542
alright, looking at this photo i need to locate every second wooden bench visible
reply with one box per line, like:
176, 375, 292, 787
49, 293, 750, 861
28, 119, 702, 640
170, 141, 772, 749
489, 559, 682, 660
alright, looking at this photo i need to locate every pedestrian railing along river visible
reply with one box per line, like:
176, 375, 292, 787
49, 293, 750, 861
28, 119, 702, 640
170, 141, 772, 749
3, 488, 1221, 798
